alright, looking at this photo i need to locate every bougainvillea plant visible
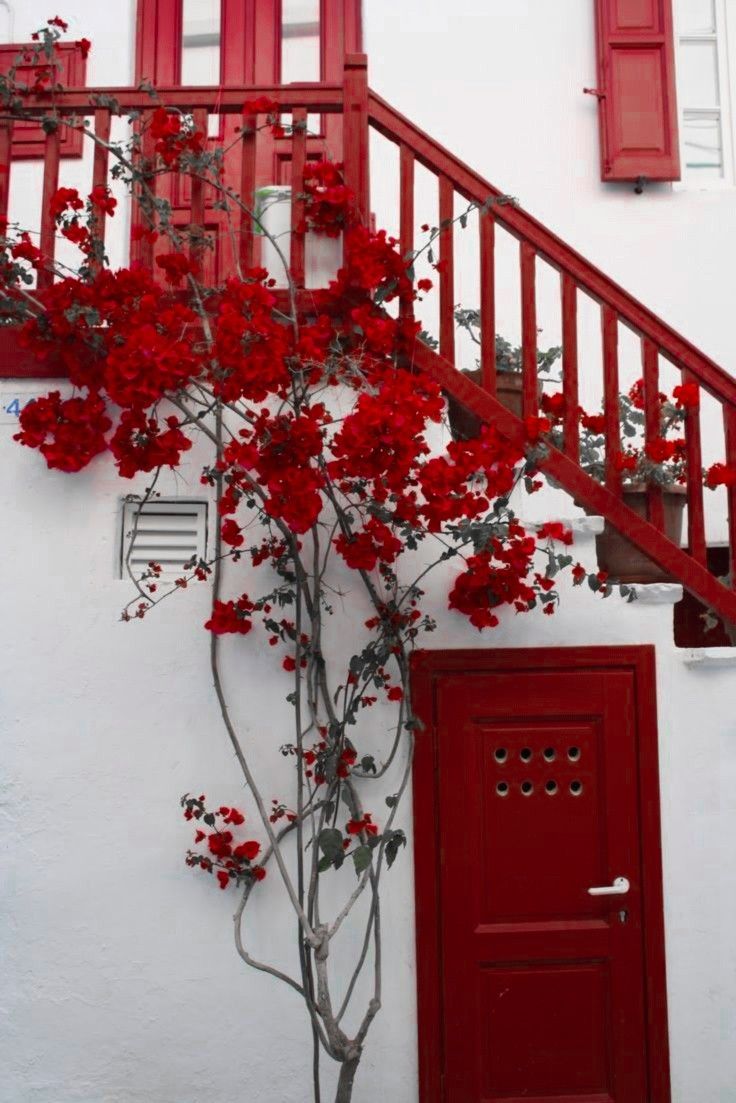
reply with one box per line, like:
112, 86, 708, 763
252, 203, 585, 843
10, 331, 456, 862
4, 18, 733, 1102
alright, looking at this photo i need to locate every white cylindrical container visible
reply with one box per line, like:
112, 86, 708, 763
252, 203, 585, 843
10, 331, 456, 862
255, 185, 343, 290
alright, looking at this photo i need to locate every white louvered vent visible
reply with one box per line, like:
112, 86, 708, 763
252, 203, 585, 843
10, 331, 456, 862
119, 499, 208, 581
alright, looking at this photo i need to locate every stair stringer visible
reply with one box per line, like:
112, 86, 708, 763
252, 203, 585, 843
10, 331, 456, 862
409, 336, 736, 628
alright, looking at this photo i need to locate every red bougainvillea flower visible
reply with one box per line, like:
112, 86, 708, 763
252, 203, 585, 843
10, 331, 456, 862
705, 462, 736, 489
673, 382, 699, 409
205, 595, 255, 635
216, 871, 230, 889
13, 390, 111, 473
536, 521, 573, 546
572, 562, 587, 585
220, 519, 244, 548
77, 38, 92, 59
155, 252, 200, 286
89, 185, 116, 216
346, 814, 377, 836
580, 411, 606, 434
233, 840, 261, 861
541, 391, 566, 420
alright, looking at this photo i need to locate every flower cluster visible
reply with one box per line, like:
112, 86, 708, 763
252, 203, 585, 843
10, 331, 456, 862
181, 795, 265, 889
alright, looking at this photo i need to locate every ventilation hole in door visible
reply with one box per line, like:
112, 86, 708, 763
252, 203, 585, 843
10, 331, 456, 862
570, 779, 583, 796
494, 748, 507, 763
496, 781, 509, 797
519, 747, 532, 762
543, 747, 556, 762
520, 780, 533, 796
568, 746, 581, 761
545, 779, 558, 795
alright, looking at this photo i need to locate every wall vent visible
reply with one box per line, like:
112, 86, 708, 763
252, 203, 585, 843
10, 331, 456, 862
119, 499, 208, 581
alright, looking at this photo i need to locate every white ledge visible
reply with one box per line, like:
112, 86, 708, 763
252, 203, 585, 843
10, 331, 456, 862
630, 583, 683, 605
679, 647, 736, 667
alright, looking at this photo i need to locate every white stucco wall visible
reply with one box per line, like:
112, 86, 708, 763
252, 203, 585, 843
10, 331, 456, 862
2, 3, 736, 1102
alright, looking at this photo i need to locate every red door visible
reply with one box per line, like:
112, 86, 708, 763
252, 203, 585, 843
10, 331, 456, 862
411, 647, 670, 1103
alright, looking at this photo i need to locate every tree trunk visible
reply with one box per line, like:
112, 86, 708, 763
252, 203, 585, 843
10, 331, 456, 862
334, 1053, 361, 1103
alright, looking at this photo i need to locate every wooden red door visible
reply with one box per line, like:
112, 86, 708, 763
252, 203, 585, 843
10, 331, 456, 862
411, 647, 671, 1103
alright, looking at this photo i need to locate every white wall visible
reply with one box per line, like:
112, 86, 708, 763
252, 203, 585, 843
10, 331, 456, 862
2, 3, 735, 1101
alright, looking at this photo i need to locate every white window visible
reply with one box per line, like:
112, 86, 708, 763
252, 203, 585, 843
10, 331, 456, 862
675, 0, 735, 184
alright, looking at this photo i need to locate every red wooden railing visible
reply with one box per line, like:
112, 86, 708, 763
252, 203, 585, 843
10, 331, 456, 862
2, 55, 736, 627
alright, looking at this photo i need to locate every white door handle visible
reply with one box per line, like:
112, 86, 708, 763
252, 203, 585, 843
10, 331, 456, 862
588, 876, 630, 897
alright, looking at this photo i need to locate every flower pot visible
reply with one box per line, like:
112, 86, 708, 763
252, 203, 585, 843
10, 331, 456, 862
594, 485, 687, 584
446, 368, 524, 441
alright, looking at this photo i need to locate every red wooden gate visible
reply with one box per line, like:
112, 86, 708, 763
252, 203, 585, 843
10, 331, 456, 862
411, 647, 670, 1103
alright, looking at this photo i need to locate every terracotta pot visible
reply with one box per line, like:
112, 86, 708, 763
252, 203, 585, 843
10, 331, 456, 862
446, 369, 523, 441
594, 485, 687, 584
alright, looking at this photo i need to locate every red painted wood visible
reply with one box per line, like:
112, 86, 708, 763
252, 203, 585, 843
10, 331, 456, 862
602, 305, 622, 495
37, 128, 60, 291
408, 337, 736, 626
438, 175, 455, 365
90, 109, 111, 274
642, 337, 665, 531
593, 0, 680, 181
0, 120, 12, 224
479, 209, 496, 395
561, 274, 579, 462
189, 107, 207, 265
399, 143, 414, 320
411, 647, 671, 1103
520, 241, 538, 418
725, 405, 736, 589
239, 111, 257, 272
289, 106, 307, 288
367, 92, 736, 405
0, 44, 86, 159
682, 370, 706, 565
343, 54, 370, 226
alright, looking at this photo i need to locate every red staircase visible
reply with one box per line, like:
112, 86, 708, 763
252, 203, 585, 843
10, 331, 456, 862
3, 55, 736, 627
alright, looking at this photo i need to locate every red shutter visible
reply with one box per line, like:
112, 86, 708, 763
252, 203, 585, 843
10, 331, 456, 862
593, 0, 680, 182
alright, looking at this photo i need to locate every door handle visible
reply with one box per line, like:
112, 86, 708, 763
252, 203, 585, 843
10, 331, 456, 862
588, 876, 630, 897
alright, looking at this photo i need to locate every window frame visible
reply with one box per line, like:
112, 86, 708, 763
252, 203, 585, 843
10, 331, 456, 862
673, 0, 736, 189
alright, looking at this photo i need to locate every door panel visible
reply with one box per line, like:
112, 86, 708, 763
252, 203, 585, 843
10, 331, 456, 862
411, 649, 670, 1103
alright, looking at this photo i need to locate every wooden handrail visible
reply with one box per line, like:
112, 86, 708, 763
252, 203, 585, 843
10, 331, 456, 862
367, 90, 736, 407
0, 83, 344, 114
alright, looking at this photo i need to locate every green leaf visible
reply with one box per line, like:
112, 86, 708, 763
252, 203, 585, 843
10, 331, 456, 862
352, 845, 373, 874
385, 829, 407, 869
318, 827, 344, 861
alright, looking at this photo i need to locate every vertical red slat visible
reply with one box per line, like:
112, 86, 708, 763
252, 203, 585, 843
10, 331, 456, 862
290, 106, 307, 289
38, 128, 61, 290
724, 404, 736, 590
90, 109, 111, 272
520, 241, 538, 418
0, 120, 12, 227
342, 54, 369, 225
438, 174, 455, 364
642, 338, 665, 531
561, 274, 579, 462
602, 305, 622, 495
189, 108, 207, 265
399, 143, 415, 320
593, 0, 680, 182
239, 111, 257, 273
681, 369, 706, 566
137, 114, 158, 271
479, 209, 496, 395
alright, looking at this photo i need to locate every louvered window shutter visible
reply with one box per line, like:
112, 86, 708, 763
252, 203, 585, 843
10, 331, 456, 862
593, 0, 681, 182
120, 500, 208, 580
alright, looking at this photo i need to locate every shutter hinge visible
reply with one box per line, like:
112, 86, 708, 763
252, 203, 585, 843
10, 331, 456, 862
583, 87, 607, 100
